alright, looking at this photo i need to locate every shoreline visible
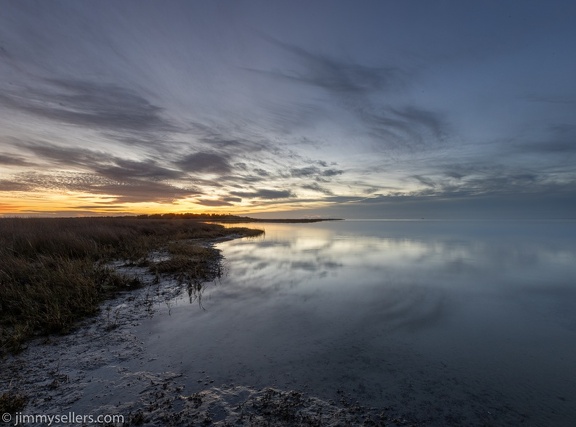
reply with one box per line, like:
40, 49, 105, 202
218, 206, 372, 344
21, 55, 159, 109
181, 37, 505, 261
208, 218, 344, 224
0, 230, 408, 426
0, 217, 265, 356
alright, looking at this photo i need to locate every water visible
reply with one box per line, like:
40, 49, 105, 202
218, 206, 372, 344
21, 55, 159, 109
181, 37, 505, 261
139, 220, 576, 425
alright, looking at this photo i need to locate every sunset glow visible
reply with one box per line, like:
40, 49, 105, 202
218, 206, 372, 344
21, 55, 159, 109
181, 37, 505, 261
1, 1, 575, 218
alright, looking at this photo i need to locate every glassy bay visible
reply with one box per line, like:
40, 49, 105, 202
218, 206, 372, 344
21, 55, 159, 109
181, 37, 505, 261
138, 220, 576, 425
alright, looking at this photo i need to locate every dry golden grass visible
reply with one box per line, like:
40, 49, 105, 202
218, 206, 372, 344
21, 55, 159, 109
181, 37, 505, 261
0, 217, 263, 355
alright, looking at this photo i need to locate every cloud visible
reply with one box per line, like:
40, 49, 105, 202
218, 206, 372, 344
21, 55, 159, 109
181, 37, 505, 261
443, 169, 468, 180
0, 179, 33, 191
103, 133, 181, 152
362, 106, 448, 150
0, 153, 35, 166
81, 181, 199, 204
253, 168, 270, 177
187, 121, 270, 155
0, 79, 174, 134
96, 159, 183, 181
20, 141, 183, 182
231, 174, 268, 184
73, 204, 131, 210
301, 190, 576, 220
260, 101, 327, 135
175, 152, 232, 174
252, 37, 404, 95
290, 166, 344, 178
302, 182, 334, 195
323, 195, 367, 203
230, 189, 295, 199
456, 173, 543, 196
0, 45, 9, 60
405, 163, 576, 201
389, 107, 447, 141
412, 175, 437, 188
223, 196, 242, 203
195, 198, 234, 207
19, 141, 109, 167
252, 39, 448, 152
6, 168, 201, 204
521, 124, 576, 154
290, 166, 319, 177
322, 168, 344, 177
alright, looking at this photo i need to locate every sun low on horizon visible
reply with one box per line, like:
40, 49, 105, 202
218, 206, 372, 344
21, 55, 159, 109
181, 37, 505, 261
1, 1, 576, 219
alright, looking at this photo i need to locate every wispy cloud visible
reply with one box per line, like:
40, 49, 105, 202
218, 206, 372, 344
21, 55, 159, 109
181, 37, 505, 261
96, 159, 183, 181
4, 140, 202, 203
358, 105, 449, 151
404, 163, 576, 201
521, 124, 576, 154
6, 171, 200, 204
231, 189, 295, 200
0, 153, 35, 166
290, 166, 344, 178
0, 79, 174, 133
176, 152, 232, 174
0, 179, 33, 191
1, 1, 574, 218
251, 36, 405, 95
252, 38, 449, 153
20, 141, 183, 182
302, 182, 334, 195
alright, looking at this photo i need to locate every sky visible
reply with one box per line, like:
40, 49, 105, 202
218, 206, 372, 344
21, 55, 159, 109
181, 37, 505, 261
1, 0, 576, 219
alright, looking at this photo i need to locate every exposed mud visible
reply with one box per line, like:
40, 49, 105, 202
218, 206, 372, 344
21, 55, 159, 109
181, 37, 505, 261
1, 251, 404, 426
3, 226, 557, 427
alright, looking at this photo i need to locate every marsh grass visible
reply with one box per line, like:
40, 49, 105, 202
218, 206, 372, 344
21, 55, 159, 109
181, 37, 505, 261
0, 217, 262, 355
150, 241, 226, 309
224, 227, 266, 237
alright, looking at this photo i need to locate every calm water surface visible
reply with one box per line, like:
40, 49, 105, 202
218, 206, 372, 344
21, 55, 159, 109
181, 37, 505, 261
141, 220, 576, 425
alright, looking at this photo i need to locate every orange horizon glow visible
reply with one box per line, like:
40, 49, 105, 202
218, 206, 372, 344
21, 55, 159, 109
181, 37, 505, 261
0, 189, 329, 217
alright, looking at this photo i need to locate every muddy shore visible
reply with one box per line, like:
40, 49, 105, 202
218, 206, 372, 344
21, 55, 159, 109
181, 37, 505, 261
0, 236, 407, 426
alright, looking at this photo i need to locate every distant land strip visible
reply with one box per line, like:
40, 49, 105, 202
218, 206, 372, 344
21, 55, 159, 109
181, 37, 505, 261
134, 213, 343, 223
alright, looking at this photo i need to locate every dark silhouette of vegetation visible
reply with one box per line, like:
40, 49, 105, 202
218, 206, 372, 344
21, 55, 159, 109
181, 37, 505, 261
134, 213, 342, 223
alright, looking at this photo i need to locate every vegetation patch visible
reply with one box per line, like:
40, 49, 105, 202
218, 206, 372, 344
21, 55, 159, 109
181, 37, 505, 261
0, 217, 263, 355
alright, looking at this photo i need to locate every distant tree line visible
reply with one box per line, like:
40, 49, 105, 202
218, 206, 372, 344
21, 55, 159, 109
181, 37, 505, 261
132, 213, 341, 223
135, 213, 251, 222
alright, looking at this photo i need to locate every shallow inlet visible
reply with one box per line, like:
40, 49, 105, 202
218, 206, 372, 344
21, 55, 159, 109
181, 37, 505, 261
24, 220, 576, 425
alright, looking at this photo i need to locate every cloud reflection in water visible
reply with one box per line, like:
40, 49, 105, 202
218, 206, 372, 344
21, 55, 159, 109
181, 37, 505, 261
143, 220, 576, 426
